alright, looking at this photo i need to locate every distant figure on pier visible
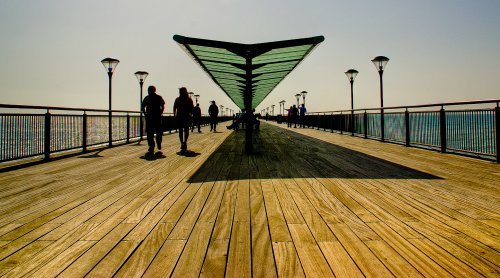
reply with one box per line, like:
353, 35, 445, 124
291, 105, 299, 128
226, 109, 260, 130
208, 101, 219, 132
191, 103, 202, 133
174, 87, 194, 152
142, 85, 165, 154
299, 104, 307, 128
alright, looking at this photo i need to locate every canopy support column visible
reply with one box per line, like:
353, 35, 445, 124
245, 54, 253, 154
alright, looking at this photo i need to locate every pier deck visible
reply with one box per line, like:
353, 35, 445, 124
0, 121, 499, 277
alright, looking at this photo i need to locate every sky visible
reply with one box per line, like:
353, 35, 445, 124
1, 0, 499, 114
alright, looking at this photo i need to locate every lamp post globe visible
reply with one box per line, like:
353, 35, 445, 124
371, 56, 389, 141
300, 91, 308, 106
345, 69, 358, 136
101, 57, 120, 147
134, 71, 149, 138
194, 94, 200, 105
295, 93, 301, 107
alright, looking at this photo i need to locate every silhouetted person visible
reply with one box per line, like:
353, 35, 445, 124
142, 85, 165, 154
287, 106, 293, 128
299, 104, 307, 128
291, 105, 299, 128
208, 101, 219, 132
174, 87, 194, 151
192, 103, 202, 132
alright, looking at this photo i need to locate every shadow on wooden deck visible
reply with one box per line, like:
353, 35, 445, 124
188, 123, 441, 182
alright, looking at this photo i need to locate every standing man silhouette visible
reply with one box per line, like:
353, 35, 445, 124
192, 103, 202, 132
173, 87, 194, 151
209, 101, 219, 132
142, 85, 165, 154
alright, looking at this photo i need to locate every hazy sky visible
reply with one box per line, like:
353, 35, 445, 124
1, 0, 499, 113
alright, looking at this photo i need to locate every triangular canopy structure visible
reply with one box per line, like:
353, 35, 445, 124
173, 35, 324, 111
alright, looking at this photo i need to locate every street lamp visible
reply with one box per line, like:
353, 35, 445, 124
371, 56, 389, 141
271, 105, 275, 116
220, 105, 224, 116
295, 93, 301, 107
134, 71, 148, 139
300, 91, 308, 106
280, 100, 285, 115
101, 57, 120, 147
345, 69, 358, 136
194, 94, 200, 104
188, 92, 194, 100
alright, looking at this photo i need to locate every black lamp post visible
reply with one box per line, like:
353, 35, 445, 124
295, 93, 301, 107
220, 105, 224, 116
371, 56, 389, 141
280, 100, 285, 115
101, 57, 120, 147
301, 91, 308, 106
194, 94, 200, 104
271, 105, 275, 116
134, 71, 148, 138
188, 92, 194, 100
345, 69, 358, 136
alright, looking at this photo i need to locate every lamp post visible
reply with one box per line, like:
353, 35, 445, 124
194, 94, 200, 105
134, 71, 148, 139
345, 69, 358, 136
295, 93, 301, 107
371, 56, 389, 141
220, 105, 224, 116
271, 105, 275, 116
188, 92, 194, 100
280, 100, 285, 115
101, 57, 120, 147
300, 91, 308, 106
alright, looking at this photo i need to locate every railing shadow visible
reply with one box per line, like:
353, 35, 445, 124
188, 123, 441, 182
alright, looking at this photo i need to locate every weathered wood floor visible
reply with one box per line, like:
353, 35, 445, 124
0, 121, 499, 277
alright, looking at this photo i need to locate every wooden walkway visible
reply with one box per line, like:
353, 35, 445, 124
0, 121, 499, 277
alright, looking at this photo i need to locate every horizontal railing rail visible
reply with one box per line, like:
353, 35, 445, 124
0, 104, 227, 163
275, 99, 500, 162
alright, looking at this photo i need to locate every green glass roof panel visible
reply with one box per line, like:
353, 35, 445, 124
173, 34, 324, 110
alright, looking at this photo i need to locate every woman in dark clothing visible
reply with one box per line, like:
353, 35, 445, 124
173, 87, 194, 151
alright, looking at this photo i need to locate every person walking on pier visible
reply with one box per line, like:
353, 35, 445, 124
142, 85, 165, 154
291, 105, 299, 128
299, 104, 307, 128
192, 103, 202, 132
208, 101, 219, 132
174, 87, 194, 152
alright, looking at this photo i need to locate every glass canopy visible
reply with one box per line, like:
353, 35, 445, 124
173, 35, 324, 110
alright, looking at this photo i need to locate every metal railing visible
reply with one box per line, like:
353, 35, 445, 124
0, 104, 221, 163
282, 99, 500, 162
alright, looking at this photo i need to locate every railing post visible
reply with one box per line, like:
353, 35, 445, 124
495, 104, 499, 163
340, 112, 343, 134
405, 108, 410, 147
323, 113, 326, 131
440, 106, 447, 153
364, 110, 368, 139
44, 110, 51, 160
126, 113, 130, 143
82, 111, 87, 153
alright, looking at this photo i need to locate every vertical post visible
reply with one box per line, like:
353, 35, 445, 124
139, 81, 144, 139
405, 108, 410, 147
44, 110, 51, 160
82, 111, 87, 153
340, 112, 343, 134
379, 70, 385, 142
108, 72, 113, 147
495, 103, 499, 163
323, 113, 326, 131
126, 113, 130, 143
364, 110, 368, 139
244, 55, 253, 154
350, 79, 354, 136
440, 106, 447, 153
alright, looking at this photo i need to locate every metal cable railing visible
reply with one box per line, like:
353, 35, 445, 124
279, 99, 500, 162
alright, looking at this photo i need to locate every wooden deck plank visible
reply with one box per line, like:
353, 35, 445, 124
0, 122, 499, 277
